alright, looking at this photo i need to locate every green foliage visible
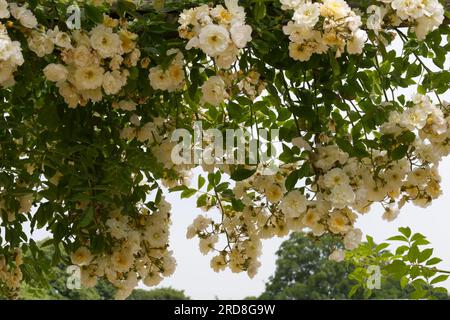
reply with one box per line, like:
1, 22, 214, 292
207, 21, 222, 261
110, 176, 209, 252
258, 232, 412, 300
347, 228, 449, 300
0, 0, 449, 298
127, 287, 190, 300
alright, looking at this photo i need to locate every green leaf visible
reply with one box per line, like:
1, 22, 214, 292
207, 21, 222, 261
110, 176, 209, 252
410, 289, 427, 300
78, 207, 94, 228
181, 189, 197, 199
391, 145, 409, 161
375, 243, 390, 252
398, 227, 412, 238
230, 168, 256, 181
348, 285, 359, 298
418, 248, 433, 263
400, 276, 409, 289
253, 2, 266, 21
426, 257, 442, 266
410, 233, 425, 242
430, 275, 449, 285
285, 170, 299, 191
387, 235, 409, 242
385, 260, 407, 278
198, 175, 206, 189
407, 245, 420, 263
84, 5, 104, 24
197, 194, 207, 207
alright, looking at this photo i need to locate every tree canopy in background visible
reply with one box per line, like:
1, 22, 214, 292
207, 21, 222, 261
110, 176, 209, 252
0, 0, 449, 299
258, 232, 415, 299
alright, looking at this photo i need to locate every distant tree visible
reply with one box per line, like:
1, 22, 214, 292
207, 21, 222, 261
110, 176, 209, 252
259, 232, 412, 300
127, 288, 190, 300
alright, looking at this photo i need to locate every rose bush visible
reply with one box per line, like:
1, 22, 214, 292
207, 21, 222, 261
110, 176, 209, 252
0, 0, 449, 299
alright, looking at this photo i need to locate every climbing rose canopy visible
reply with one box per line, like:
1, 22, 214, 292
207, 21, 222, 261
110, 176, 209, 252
0, 0, 449, 299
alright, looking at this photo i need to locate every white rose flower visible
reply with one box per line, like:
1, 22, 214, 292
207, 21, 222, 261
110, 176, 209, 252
198, 24, 230, 57
343, 228, 363, 250
329, 249, 345, 262
225, 0, 246, 23
70, 247, 93, 266
201, 75, 228, 106
72, 45, 96, 67
117, 100, 137, 112
328, 210, 351, 234
230, 23, 252, 48
328, 184, 356, 209
0, 0, 10, 19
288, 42, 314, 62
27, 31, 54, 57
90, 25, 123, 58
320, 0, 351, 19
280, 190, 308, 218
323, 168, 350, 189
382, 204, 400, 222
292, 136, 312, 150
57, 81, 80, 108
73, 65, 105, 90
391, 0, 423, 20
302, 207, 322, 227
48, 27, 72, 49
293, 2, 320, 28
215, 45, 239, 69
347, 29, 367, 55
210, 255, 227, 272
149, 66, 171, 91
111, 249, 133, 272
414, 9, 444, 40
143, 271, 163, 287
43, 63, 68, 83
102, 70, 126, 95
280, 0, 304, 11
9, 3, 38, 29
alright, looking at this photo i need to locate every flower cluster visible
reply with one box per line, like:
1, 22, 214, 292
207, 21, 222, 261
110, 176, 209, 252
187, 206, 264, 278
281, 0, 368, 61
188, 94, 450, 273
120, 115, 194, 189
201, 75, 229, 106
7, 2, 37, 29
0, 2, 29, 88
0, 249, 23, 297
178, 0, 252, 69
70, 199, 175, 300
149, 49, 186, 92
367, 0, 445, 40
236, 70, 266, 100
199, 69, 266, 107
39, 16, 139, 108
0, 23, 23, 87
